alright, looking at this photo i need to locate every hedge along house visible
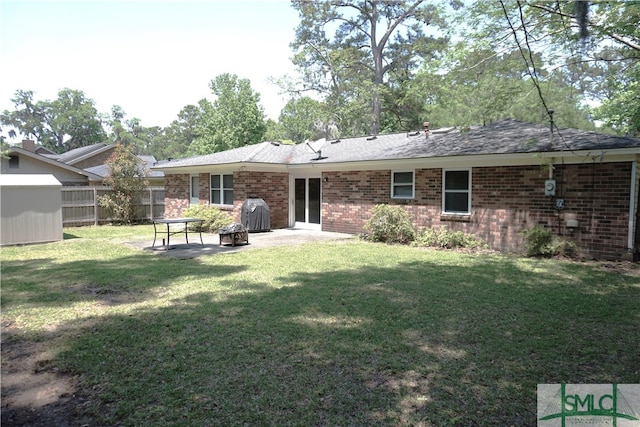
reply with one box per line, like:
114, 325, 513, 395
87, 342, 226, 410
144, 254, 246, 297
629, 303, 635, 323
153, 119, 640, 260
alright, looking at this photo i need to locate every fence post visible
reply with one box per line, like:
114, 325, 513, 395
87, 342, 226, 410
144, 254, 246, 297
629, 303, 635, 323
149, 188, 154, 221
94, 187, 98, 226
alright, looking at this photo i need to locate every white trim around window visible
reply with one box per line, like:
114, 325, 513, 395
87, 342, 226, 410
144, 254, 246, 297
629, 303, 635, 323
391, 170, 415, 199
442, 168, 471, 215
210, 173, 234, 206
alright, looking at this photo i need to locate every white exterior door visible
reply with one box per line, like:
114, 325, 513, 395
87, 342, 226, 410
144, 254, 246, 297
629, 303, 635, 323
291, 176, 321, 230
190, 175, 199, 206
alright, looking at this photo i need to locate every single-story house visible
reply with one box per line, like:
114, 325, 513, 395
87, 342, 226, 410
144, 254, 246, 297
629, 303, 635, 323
152, 119, 640, 260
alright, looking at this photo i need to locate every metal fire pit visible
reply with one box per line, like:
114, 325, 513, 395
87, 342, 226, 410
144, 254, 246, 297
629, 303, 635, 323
218, 223, 249, 246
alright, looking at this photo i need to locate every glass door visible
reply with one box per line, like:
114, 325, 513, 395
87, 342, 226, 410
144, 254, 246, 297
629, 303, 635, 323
294, 177, 321, 228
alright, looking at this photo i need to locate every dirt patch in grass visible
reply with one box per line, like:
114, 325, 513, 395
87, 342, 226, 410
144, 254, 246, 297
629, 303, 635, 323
1, 324, 94, 427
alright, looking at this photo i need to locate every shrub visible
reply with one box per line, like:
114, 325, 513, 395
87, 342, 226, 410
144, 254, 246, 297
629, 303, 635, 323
414, 226, 487, 250
182, 204, 234, 233
363, 204, 416, 244
520, 225, 576, 257
98, 144, 149, 225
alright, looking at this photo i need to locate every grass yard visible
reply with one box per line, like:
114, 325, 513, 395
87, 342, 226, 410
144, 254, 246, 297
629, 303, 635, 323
1, 225, 639, 426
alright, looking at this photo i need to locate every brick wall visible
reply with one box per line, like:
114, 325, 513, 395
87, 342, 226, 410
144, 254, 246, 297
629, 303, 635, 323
164, 173, 190, 218
163, 171, 289, 228
163, 162, 634, 259
321, 163, 634, 259
233, 171, 289, 228
198, 173, 209, 202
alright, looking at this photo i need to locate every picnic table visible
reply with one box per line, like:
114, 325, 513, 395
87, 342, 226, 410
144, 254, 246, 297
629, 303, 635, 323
152, 218, 204, 249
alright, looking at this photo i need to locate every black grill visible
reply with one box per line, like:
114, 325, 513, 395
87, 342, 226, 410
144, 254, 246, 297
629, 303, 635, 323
241, 198, 270, 232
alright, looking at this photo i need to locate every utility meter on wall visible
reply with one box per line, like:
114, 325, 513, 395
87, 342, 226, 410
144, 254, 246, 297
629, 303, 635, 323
545, 179, 556, 196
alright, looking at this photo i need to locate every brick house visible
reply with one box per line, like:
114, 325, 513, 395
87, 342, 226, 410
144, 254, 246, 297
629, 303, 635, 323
152, 119, 640, 260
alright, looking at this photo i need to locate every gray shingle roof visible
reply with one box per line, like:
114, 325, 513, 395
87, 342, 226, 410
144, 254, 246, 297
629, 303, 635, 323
154, 119, 640, 170
155, 141, 295, 169
56, 143, 110, 163
85, 155, 163, 178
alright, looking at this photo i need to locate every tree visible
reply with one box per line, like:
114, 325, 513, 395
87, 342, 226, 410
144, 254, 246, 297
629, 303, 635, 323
189, 74, 266, 155
154, 103, 205, 160
0, 89, 106, 153
593, 61, 640, 136
98, 144, 149, 225
278, 97, 326, 143
409, 44, 595, 129
290, 0, 459, 136
462, 1, 639, 134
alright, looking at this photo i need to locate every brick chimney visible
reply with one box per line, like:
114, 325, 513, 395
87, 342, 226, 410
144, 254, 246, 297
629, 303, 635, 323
22, 139, 36, 152
423, 122, 430, 139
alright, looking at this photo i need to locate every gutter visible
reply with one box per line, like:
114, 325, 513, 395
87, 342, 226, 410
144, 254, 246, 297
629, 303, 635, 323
628, 160, 637, 252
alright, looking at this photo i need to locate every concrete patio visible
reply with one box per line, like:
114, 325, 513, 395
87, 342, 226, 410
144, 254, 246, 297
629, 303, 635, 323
127, 228, 354, 259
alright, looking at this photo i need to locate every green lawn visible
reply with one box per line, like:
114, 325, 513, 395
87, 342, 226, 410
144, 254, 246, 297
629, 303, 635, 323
1, 226, 639, 426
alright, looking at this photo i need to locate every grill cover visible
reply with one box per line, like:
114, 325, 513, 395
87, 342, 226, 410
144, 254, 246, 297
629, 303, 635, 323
241, 198, 270, 232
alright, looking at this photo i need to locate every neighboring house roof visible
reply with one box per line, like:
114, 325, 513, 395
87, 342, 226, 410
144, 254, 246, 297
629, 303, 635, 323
85, 154, 164, 179
54, 143, 111, 165
4, 146, 104, 182
34, 146, 57, 156
152, 118, 640, 173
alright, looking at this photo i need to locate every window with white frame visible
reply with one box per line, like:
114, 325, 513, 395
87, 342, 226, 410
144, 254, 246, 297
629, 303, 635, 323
210, 173, 233, 205
443, 169, 471, 214
391, 171, 414, 199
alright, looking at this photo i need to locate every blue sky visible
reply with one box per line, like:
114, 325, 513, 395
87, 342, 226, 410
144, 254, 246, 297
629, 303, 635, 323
0, 0, 300, 134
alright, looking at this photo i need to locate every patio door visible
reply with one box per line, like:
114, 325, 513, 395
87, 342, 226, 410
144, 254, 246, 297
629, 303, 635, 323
293, 177, 321, 229
190, 175, 199, 206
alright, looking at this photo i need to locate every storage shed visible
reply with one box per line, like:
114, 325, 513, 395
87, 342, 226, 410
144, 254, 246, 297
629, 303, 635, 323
0, 174, 63, 245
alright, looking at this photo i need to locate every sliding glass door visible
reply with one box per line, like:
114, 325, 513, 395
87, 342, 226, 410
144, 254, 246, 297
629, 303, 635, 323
293, 177, 321, 228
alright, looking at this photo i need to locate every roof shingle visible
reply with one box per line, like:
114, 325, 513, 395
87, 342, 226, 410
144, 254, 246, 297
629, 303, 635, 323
154, 119, 640, 170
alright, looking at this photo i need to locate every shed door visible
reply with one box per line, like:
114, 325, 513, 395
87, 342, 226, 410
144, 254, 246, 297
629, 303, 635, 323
293, 177, 321, 229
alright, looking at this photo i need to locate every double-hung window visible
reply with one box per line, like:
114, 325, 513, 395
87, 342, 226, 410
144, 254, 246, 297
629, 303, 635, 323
210, 173, 233, 205
391, 171, 414, 199
443, 169, 471, 214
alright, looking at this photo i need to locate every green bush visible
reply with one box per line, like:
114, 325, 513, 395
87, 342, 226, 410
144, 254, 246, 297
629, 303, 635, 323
182, 204, 234, 233
363, 204, 416, 244
414, 226, 487, 250
520, 225, 576, 257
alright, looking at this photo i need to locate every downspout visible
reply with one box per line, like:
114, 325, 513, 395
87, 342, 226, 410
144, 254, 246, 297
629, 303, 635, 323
628, 159, 637, 252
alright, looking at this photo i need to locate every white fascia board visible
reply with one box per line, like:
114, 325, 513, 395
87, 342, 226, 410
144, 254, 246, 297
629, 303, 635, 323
286, 149, 640, 172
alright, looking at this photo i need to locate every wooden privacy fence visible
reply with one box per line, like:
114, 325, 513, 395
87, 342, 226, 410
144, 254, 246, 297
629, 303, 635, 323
61, 186, 165, 226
